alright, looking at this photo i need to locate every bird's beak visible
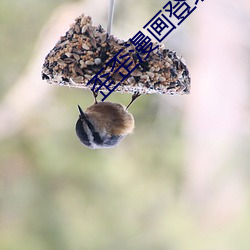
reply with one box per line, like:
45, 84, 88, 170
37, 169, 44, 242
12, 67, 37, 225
77, 105, 86, 119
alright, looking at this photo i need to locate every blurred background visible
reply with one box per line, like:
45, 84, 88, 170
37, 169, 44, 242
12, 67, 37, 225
1, 0, 250, 249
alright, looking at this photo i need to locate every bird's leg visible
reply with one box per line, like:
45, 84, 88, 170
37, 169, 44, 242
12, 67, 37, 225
126, 91, 141, 110
92, 91, 98, 104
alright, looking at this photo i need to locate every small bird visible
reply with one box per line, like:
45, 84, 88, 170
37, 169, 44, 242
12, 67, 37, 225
75, 101, 135, 149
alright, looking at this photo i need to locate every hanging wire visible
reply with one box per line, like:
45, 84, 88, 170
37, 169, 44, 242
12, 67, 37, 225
107, 0, 115, 34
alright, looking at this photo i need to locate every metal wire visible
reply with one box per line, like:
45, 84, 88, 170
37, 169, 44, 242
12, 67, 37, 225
107, 0, 115, 34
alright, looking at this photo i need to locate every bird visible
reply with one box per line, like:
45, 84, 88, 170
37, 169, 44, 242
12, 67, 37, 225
75, 100, 136, 149
75, 91, 140, 149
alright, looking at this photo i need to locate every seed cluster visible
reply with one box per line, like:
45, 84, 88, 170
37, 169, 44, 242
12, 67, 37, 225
42, 14, 190, 95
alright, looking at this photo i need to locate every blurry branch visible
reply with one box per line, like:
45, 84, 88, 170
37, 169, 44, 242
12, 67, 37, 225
0, 0, 109, 139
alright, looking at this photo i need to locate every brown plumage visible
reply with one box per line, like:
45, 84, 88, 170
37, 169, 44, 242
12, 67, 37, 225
85, 102, 134, 135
